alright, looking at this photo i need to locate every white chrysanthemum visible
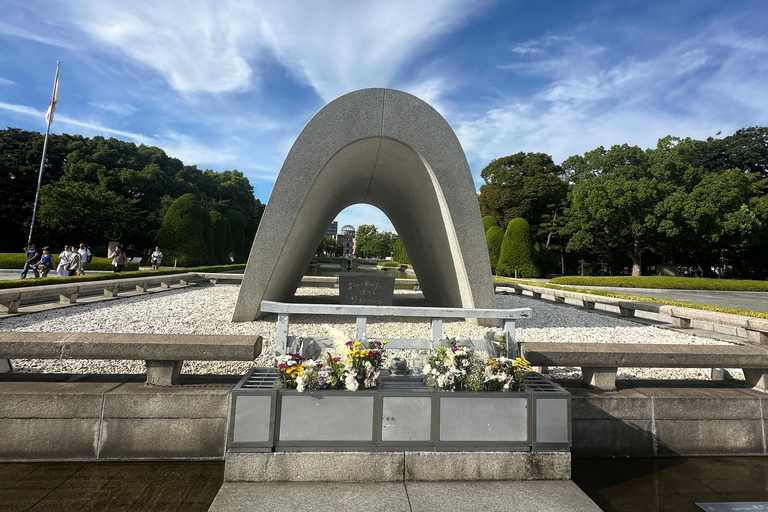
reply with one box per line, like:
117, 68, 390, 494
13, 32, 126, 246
296, 376, 305, 393
345, 374, 359, 392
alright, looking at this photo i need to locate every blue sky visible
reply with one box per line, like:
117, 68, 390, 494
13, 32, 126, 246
1, 0, 767, 233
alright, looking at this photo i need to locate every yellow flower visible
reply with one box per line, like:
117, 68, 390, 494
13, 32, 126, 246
353, 342, 362, 348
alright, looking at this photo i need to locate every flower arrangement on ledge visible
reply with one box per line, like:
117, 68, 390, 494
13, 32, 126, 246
276, 339, 388, 392
423, 340, 532, 392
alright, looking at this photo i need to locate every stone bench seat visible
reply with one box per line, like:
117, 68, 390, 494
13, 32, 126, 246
0, 273, 200, 314
496, 282, 768, 344
520, 341, 768, 392
0, 331, 262, 386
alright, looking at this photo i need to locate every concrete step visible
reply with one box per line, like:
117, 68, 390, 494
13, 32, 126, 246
208, 480, 601, 512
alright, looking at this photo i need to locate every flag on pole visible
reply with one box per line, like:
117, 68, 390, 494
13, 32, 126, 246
45, 62, 59, 127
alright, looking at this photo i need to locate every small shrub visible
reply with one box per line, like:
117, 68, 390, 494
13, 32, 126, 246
225, 210, 247, 263
393, 239, 410, 265
496, 218, 541, 278
157, 193, 209, 267
482, 215, 498, 233
485, 226, 504, 274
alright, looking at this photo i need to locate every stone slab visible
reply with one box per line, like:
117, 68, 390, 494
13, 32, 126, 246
654, 419, 765, 455
404, 451, 570, 481
98, 418, 227, 459
571, 419, 655, 457
209, 480, 600, 512
102, 382, 231, 418
0, 418, 99, 459
633, 387, 762, 420
225, 451, 405, 482
0, 381, 121, 418
338, 273, 395, 306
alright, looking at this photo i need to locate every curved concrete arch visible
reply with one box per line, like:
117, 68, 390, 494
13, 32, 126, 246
233, 88, 494, 321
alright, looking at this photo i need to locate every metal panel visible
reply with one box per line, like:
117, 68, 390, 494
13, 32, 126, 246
381, 396, 432, 442
232, 395, 273, 444
261, 300, 532, 320
439, 396, 528, 442
534, 397, 570, 444
278, 394, 375, 442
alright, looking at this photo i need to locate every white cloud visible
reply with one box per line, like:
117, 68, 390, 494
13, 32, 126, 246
457, 23, 768, 176
0, 77, 15, 86
335, 204, 395, 234
20, 0, 484, 100
89, 102, 137, 116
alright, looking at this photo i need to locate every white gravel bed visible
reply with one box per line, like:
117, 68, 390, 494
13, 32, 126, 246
0, 286, 743, 381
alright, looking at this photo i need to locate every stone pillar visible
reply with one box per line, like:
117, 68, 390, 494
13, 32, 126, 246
145, 360, 183, 386
582, 367, 617, 391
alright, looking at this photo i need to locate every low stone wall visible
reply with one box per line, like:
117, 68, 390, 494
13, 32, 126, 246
2, 377, 767, 460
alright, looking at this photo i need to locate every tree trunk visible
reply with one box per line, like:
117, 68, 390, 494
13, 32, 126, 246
628, 237, 643, 276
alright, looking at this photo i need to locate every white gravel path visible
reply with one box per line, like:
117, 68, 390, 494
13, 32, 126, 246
0, 285, 742, 381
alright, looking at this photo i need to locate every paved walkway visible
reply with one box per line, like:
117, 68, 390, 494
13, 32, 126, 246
209, 480, 601, 512
570, 286, 768, 313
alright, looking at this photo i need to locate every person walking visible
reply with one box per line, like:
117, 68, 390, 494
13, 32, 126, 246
151, 246, 163, 270
37, 247, 53, 278
20, 242, 41, 279
57, 246, 71, 277
67, 246, 81, 277
109, 245, 126, 272
77, 243, 91, 275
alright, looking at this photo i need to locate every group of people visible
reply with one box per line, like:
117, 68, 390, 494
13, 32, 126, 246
21, 242, 92, 279
21, 243, 164, 278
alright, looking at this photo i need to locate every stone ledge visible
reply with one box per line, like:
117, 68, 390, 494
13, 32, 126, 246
224, 451, 570, 482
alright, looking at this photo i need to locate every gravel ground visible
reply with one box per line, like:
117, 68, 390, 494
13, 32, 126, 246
0, 285, 743, 381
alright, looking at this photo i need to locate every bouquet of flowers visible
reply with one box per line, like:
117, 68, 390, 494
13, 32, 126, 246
484, 356, 532, 392
342, 339, 387, 391
276, 353, 306, 389
423, 340, 532, 392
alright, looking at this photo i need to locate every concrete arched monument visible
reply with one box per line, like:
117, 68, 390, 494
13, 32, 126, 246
233, 88, 494, 321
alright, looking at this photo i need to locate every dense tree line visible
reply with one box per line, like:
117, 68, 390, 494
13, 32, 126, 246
1, 128, 264, 258
479, 127, 768, 278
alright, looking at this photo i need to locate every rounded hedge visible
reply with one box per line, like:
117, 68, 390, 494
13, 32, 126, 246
209, 211, 229, 264
157, 193, 209, 267
496, 218, 541, 278
485, 225, 505, 274
482, 215, 498, 233
201, 210, 215, 265
393, 239, 410, 265
225, 210, 247, 263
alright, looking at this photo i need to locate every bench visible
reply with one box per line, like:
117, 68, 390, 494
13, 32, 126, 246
0, 273, 200, 314
496, 281, 768, 345
0, 331, 262, 386
260, 300, 531, 358
519, 341, 768, 392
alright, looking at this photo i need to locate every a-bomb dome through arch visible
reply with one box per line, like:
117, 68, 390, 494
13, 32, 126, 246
233, 88, 495, 321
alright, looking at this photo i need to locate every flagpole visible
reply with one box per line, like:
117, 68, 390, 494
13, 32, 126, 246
27, 61, 59, 247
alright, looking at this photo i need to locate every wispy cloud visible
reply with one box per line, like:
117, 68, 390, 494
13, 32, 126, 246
0, 77, 15, 86
89, 102, 137, 116
457, 20, 768, 173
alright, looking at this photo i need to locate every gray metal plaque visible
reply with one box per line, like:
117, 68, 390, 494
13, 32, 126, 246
279, 395, 374, 441
535, 398, 569, 444
439, 396, 527, 442
233, 395, 272, 444
381, 396, 432, 442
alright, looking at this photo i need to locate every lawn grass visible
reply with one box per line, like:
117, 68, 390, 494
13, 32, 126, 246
548, 275, 768, 292
494, 276, 768, 320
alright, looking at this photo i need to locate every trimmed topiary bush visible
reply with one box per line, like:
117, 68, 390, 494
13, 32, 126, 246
157, 193, 209, 267
485, 226, 505, 274
482, 215, 498, 233
244, 220, 259, 260
393, 239, 410, 265
225, 210, 247, 263
496, 218, 541, 278
209, 211, 229, 264
201, 210, 215, 265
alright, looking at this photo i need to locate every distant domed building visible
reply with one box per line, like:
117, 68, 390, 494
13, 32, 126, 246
337, 225, 356, 256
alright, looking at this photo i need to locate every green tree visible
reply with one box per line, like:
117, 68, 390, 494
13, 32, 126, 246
157, 193, 208, 266
496, 218, 541, 278
485, 225, 504, 274
38, 181, 142, 251
201, 209, 215, 265
478, 152, 568, 246
564, 145, 674, 276
354, 224, 378, 257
